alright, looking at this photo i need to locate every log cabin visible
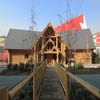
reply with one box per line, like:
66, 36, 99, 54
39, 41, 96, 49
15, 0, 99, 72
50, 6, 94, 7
5, 23, 95, 65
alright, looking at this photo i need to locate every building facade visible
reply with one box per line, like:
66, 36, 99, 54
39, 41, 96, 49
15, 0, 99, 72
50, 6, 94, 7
93, 32, 100, 54
0, 36, 6, 47
55, 14, 87, 32
5, 23, 95, 65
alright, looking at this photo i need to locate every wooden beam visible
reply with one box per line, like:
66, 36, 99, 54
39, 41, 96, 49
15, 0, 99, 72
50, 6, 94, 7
44, 51, 57, 54
0, 86, 8, 100
67, 72, 100, 99
41, 37, 44, 61
34, 46, 37, 62
8, 50, 11, 64
42, 38, 55, 51
9, 73, 33, 99
44, 36, 57, 38
66, 69, 70, 100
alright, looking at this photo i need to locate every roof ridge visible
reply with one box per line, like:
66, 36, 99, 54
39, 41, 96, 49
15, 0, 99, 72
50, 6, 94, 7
58, 29, 90, 33
9, 28, 41, 33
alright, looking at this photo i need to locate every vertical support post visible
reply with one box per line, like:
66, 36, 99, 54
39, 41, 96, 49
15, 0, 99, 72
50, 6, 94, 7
64, 49, 66, 65
0, 86, 8, 100
41, 53, 44, 62
34, 44, 37, 64
57, 53, 59, 63
41, 37, 44, 61
34, 46, 36, 63
32, 48, 34, 62
56, 36, 59, 63
91, 50, 92, 64
36, 47, 38, 63
33, 64, 36, 100
65, 69, 70, 100
8, 50, 11, 64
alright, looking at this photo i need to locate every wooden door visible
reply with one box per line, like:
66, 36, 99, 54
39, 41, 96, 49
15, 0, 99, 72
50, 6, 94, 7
47, 54, 53, 65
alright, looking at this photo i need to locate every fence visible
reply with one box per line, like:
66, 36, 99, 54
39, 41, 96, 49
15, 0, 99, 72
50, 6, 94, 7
0, 61, 47, 100
54, 62, 100, 100
33, 61, 47, 100
0, 63, 7, 71
0, 72, 33, 100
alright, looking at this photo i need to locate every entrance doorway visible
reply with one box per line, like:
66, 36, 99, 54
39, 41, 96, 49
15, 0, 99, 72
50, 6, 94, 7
44, 54, 56, 65
47, 54, 53, 65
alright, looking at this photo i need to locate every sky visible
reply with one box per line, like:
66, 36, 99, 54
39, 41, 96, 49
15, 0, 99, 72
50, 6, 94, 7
0, 0, 100, 36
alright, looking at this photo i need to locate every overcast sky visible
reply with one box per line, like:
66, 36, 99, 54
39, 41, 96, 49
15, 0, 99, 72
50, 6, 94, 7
0, 0, 100, 36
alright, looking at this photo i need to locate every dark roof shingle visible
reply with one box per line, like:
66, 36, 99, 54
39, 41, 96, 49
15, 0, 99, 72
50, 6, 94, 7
5, 28, 95, 50
59, 29, 95, 49
5, 29, 40, 49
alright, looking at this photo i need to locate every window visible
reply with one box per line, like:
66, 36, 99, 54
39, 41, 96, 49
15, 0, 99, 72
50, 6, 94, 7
25, 54, 29, 59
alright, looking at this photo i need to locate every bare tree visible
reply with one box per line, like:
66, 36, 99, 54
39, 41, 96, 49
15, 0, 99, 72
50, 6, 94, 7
29, 8, 37, 31
29, 0, 37, 31
57, 0, 79, 68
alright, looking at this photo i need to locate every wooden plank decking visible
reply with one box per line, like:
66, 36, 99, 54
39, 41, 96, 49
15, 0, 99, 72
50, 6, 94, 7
39, 66, 64, 100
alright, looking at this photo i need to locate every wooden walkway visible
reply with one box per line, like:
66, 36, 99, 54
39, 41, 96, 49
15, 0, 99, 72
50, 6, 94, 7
39, 66, 64, 100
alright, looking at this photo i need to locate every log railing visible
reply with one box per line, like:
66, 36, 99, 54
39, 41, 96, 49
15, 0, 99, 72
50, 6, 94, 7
9, 72, 33, 99
54, 62, 100, 100
0, 61, 47, 100
33, 61, 47, 100
54, 62, 70, 100
0, 72, 33, 100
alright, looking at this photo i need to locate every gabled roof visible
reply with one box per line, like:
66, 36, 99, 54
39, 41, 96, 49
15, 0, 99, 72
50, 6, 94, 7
33, 23, 58, 46
5, 29, 40, 50
56, 14, 87, 32
5, 24, 95, 50
59, 29, 95, 49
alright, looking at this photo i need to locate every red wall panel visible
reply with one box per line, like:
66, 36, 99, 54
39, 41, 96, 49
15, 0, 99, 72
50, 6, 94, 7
96, 33, 100, 46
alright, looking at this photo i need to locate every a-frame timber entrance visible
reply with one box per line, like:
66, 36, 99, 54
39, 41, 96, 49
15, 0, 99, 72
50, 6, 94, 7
44, 54, 56, 65
34, 23, 62, 66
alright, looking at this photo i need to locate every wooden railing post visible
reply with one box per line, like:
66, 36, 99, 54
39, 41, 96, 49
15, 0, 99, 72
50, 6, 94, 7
0, 86, 8, 100
55, 62, 100, 99
9, 73, 33, 99
66, 68, 70, 100
33, 61, 47, 100
33, 64, 36, 100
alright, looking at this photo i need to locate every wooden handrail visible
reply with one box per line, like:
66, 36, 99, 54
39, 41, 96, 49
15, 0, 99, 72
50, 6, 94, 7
67, 71, 100, 98
33, 61, 47, 100
0, 86, 8, 100
55, 62, 100, 99
55, 62, 70, 100
8, 72, 33, 100
0, 61, 47, 100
